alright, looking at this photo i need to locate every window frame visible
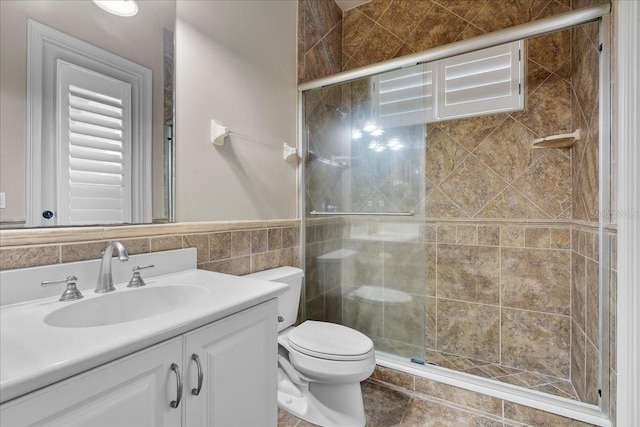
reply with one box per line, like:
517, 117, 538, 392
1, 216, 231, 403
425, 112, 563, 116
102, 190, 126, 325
26, 19, 151, 226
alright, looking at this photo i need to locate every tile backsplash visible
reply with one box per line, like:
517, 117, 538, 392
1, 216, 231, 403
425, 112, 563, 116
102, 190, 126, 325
0, 220, 300, 276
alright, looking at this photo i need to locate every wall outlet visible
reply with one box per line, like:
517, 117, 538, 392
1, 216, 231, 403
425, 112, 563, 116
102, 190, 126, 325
0, 192, 5, 209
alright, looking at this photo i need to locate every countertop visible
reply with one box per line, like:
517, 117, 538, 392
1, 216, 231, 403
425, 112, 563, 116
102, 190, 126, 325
0, 269, 287, 404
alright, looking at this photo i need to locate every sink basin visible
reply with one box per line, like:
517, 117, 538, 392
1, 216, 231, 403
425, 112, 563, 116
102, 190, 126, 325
44, 285, 209, 328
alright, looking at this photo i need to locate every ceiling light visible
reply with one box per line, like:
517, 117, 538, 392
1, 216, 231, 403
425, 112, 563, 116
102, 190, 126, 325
370, 128, 384, 137
93, 0, 139, 17
387, 138, 404, 150
362, 122, 377, 133
368, 141, 386, 152
352, 129, 363, 140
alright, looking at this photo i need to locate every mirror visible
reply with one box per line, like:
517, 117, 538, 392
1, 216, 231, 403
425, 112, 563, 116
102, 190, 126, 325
0, 0, 175, 228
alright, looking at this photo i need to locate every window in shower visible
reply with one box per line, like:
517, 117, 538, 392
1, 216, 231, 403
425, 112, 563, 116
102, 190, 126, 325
372, 41, 524, 127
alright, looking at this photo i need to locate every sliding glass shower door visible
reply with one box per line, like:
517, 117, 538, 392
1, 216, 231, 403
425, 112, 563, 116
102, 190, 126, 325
302, 70, 428, 363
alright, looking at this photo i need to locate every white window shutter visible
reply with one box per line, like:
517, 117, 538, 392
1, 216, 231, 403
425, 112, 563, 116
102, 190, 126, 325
373, 63, 435, 128
437, 41, 524, 120
372, 41, 524, 127
56, 60, 132, 225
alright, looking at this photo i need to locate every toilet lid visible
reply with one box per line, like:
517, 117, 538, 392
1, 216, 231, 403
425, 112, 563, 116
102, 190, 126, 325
287, 321, 373, 361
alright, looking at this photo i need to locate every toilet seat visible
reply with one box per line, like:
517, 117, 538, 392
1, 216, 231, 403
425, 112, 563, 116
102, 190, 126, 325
286, 321, 373, 361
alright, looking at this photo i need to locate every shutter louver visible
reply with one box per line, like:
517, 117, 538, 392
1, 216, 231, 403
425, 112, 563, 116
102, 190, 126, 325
57, 60, 132, 225
374, 65, 434, 128
439, 41, 523, 119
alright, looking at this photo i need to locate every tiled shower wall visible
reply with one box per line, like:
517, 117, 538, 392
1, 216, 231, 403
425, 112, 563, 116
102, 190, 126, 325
571, 226, 601, 405
297, 0, 342, 83
300, 0, 614, 418
308, 220, 575, 377
304, 0, 579, 373
304, 217, 344, 321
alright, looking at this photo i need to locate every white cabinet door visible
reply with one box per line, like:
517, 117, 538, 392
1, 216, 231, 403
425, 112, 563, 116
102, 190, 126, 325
184, 300, 278, 427
0, 337, 183, 427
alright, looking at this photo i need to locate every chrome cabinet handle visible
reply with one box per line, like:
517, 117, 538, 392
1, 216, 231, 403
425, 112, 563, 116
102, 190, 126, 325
169, 363, 183, 408
191, 353, 204, 396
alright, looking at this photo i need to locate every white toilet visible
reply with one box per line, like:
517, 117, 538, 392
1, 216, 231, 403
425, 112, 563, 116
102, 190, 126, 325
246, 266, 376, 427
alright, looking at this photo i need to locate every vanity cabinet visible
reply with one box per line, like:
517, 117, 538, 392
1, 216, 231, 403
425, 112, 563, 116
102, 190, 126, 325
0, 300, 277, 427
184, 301, 277, 427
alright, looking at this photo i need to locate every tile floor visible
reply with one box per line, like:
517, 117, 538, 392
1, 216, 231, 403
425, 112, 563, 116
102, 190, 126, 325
278, 380, 508, 427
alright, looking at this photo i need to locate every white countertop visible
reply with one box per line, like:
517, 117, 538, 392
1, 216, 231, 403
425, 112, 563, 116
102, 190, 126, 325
0, 269, 287, 404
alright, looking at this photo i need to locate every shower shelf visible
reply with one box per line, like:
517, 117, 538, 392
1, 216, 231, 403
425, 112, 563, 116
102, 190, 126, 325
532, 129, 580, 149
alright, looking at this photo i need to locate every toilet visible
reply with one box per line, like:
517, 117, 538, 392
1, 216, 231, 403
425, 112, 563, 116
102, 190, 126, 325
245, 266, 376, 427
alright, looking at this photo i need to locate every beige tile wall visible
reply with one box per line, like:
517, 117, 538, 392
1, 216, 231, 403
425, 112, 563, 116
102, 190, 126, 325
571, 226, 600, 404
571, 20, 601, 223
304, 217, 343, 321
0, 221, 300, 276
297, 0, 342, 83
371, 219, 573, 378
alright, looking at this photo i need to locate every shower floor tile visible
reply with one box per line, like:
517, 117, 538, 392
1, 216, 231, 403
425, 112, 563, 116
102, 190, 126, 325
371, 344, 581, 401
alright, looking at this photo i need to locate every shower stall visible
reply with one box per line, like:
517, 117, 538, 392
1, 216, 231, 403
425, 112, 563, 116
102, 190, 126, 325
299, 3, 614, 422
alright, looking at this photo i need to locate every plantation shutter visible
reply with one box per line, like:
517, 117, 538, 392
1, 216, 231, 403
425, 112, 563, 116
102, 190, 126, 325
437, 41, 523, 120
56, 60, 132, 225
373, 63, 435, 128
373, 41, 523, 126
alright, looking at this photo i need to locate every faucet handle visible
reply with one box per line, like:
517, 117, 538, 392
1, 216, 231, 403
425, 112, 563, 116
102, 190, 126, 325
41, 276, 83, 301
127, 265, 154, 288
132, 264, 154, 272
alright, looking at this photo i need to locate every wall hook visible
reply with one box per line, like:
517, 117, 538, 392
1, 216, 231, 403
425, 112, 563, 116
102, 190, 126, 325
211, 120, 229, 146
283, 142, 297, 161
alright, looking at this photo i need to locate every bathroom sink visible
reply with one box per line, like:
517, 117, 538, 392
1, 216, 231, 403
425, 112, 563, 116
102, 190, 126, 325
44, 284, 209, 328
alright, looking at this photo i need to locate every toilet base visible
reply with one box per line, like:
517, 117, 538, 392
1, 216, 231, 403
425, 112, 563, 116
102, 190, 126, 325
277, 367, 367, 427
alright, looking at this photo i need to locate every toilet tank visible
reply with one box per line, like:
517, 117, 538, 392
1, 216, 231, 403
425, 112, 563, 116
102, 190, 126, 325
245, 267, 304, 332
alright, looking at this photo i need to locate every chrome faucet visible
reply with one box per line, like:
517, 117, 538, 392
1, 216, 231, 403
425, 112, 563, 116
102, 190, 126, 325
96, 241, 129, 293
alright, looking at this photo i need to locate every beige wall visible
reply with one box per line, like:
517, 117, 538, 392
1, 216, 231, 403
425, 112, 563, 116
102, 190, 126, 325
175, 1, 298, 222
0, 0, 174, 223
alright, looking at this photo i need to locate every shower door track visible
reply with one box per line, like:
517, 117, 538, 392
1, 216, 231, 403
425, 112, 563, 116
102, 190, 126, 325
309, 211, 415, 216
298, 3, 610, 92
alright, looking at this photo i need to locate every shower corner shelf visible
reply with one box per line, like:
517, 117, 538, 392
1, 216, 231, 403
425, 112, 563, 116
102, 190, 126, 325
532, 129, 580, 149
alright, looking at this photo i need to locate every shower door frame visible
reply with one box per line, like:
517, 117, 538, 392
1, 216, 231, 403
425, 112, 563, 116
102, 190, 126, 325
297, 3, 613, 425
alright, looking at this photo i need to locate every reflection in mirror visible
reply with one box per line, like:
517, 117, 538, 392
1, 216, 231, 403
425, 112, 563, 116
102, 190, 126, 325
0, 0, 175, 228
